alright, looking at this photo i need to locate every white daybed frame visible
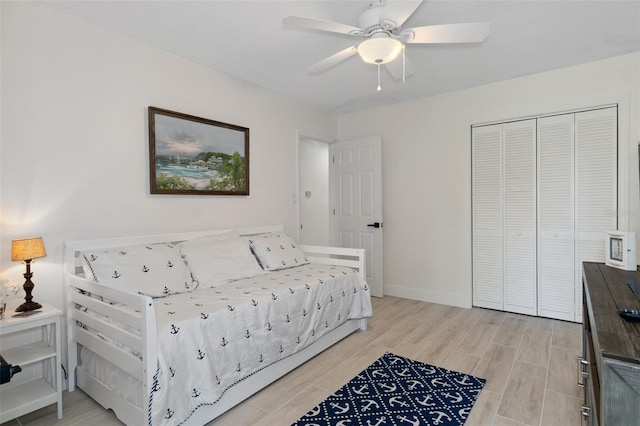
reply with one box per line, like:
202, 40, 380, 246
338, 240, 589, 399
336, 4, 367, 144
64, 225, 367, 426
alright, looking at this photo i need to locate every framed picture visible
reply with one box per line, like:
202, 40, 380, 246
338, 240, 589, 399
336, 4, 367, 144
148, 106, 249, 195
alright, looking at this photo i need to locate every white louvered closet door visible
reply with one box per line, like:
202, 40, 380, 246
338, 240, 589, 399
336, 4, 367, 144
574, 107, 617, 322
472, 124, 504, 310
503, 120, 537, 315
537, 114, 576, 321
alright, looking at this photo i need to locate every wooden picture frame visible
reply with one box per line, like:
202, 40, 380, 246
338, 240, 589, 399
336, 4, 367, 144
148, 106, 249, 195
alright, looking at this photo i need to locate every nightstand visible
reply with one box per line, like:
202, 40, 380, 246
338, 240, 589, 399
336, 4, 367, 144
0, 303, 63, 423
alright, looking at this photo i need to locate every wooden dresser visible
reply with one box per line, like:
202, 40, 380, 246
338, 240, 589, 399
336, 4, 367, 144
581, 262, 640, 426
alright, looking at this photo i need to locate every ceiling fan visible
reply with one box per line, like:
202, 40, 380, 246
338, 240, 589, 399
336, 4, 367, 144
283, 0, 490, 91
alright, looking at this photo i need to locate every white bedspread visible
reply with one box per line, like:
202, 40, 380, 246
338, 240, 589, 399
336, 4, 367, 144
148, 263, 372, 425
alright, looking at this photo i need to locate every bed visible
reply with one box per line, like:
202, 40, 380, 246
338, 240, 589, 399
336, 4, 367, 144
64, 225, 372, 425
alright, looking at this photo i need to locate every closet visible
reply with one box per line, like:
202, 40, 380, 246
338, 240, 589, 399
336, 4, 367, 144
472, 106, 617, 322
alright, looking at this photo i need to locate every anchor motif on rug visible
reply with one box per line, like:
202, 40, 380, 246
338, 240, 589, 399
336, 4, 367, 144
454, 374, 473, 386
443, 391, 463, 403
458, 407, 472, 418
415, 393, 436, 407
429, 410, 452, 425
431, 377, 451, 387
406, 379, 424, 390
358, 399, 378, 412
371, 369, 389, 379
378, 382, 396, 392
388, 396, 410, 408
366, 416, 387, 426
397, 415, 421, 426
352, 383, 370, 395
329, 401, 350, 414
395, 367, 412, 377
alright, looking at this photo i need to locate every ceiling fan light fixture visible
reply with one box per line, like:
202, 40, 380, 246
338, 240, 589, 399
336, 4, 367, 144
357, 37, 403, 65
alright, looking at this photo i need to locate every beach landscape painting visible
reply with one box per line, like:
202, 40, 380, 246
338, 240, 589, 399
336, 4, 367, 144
148, 107, 249, 195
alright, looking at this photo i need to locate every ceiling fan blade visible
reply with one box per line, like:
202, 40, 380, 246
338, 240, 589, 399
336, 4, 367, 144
308, 46, 358, 74
283, 16, 363, 36
379, 0, 424, 30
402, 23, 490, 44
385, 54, 415, 80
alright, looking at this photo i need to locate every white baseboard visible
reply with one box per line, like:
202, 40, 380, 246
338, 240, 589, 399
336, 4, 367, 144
383, 284, 472, 309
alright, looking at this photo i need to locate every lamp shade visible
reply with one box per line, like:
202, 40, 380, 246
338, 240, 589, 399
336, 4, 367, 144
358, 37, 403, 64
11, 237, 47, 261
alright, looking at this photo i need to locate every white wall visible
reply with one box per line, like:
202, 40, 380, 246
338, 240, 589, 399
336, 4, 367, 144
338, 52, 640, 308
298, 138, 330, 246
0, 2, 337, 311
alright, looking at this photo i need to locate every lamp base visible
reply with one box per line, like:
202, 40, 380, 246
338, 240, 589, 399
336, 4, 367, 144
15, 300, 42, 312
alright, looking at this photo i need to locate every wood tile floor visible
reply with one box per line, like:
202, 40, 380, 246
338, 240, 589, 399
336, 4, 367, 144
3, 296, 583, 426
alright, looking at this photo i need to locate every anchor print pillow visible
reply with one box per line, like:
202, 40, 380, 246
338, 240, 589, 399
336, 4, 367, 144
178, 233, 265, 288
249, 233, 310, 271
80, 243, 194, 298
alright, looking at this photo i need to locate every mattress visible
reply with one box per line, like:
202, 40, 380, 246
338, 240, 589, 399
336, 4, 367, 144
77, 263, 372, 425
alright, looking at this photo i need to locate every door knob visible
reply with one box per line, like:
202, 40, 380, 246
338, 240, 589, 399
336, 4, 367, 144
367, 222, 382, 228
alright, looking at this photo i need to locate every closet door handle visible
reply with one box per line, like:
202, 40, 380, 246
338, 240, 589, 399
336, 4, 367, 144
367, 222, 382, 228
577, 356, 589, 387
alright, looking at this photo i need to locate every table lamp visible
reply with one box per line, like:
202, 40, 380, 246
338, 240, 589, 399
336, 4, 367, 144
11, 237, 46, 312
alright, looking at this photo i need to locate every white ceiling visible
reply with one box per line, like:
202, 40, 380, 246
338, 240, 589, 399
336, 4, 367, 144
43, 0, 640, 114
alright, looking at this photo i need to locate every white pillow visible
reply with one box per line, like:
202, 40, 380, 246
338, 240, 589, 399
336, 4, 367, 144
80, 243, 193, 298
249, 233, 309, 271
178, 234, 264, 288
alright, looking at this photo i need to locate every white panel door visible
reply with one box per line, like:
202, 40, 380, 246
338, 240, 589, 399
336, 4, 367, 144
330, 137, 383, 297
503, 120, 537, 315
472, 124, 504, 310
537, 114, 575, 321
574, 107, 617, 322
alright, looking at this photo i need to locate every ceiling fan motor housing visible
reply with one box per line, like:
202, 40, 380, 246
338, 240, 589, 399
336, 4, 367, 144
358, 1, 392, 35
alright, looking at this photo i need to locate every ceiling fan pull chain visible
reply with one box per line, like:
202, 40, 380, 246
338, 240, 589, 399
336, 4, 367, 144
377, 63, 382, 92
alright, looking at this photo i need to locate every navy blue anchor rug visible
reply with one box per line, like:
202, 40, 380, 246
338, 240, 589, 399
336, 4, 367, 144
292, 352, 486, 426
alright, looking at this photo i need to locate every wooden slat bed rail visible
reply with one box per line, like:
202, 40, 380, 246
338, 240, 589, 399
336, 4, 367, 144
300, 245, 366, 278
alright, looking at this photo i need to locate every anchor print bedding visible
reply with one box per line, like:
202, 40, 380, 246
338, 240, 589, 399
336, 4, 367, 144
149, 263, 372, 425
